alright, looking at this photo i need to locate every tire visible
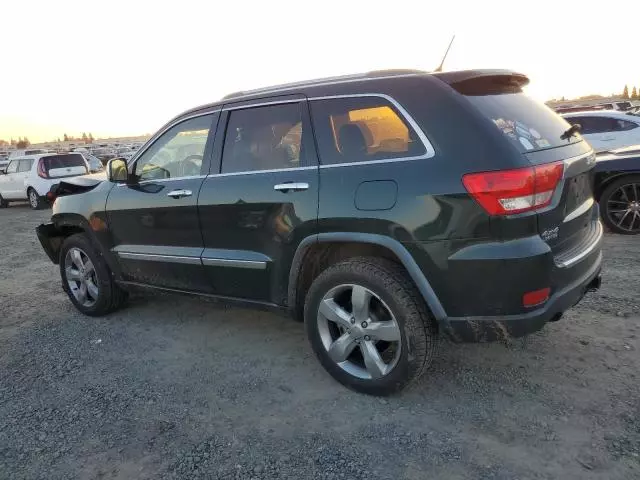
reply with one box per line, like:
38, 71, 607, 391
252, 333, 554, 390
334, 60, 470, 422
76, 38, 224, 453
59, 233, 128, 316
27, 188, 44, 210
0, 193, 8, 208
599, 175, 640, 235
304, 257, 437, 396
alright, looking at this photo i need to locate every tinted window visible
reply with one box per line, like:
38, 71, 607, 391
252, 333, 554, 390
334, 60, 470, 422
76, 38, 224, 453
310, 97, 424, 165
43, 154, 87, 172
135, 114, 213, 181
613, 119, 638, 131
566, 116, 628, 134
221, 103, 304, 173
18, 159, 33, 172
465, 92, 581, 152
6, 160, 18, 174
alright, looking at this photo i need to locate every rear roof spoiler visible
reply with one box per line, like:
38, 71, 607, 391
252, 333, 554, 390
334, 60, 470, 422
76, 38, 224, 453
433, 69, 530, 88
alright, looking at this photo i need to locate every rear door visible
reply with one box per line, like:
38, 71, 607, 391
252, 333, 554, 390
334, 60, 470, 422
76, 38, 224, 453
197, 97, 319, 304
16, 159, 33, 197
105, 112, 218, 291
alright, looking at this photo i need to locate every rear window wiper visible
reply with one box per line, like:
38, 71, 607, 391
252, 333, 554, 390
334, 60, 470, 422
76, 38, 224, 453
561, 123, 581, 141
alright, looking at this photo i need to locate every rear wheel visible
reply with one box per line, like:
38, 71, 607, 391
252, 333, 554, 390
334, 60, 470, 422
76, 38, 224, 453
59, 233, 128, 316
600, 175, 640, 235
304, 257, 437, 396
27, 188, 44, 210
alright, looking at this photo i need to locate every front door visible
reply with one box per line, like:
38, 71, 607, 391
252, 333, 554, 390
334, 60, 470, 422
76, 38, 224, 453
105, 112, 219, 291
198, 99, 319, 304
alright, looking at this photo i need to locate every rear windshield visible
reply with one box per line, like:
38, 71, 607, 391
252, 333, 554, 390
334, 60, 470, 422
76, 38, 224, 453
43, 154, 87, 172
461, 88, 582, 153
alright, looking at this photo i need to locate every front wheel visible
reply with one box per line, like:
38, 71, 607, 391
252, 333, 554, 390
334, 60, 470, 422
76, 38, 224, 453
0, 193, 8, 208
59, 233, 128, 316
599, 175, 640, 235
304, 257, 437, 396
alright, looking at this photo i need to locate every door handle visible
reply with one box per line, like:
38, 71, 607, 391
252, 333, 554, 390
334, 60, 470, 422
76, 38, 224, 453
167, 189, 192, 198
274, 182, 309, 192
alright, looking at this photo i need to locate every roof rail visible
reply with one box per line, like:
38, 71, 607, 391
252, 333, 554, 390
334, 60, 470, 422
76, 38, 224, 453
221, 69, 427, 100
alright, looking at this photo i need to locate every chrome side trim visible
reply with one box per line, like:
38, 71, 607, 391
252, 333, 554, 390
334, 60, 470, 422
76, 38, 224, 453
201, 258, 267, 269
319, 156, 421, 169
556, 222, 603, 268
307, 93, 436, 159
564, 197, 594, 223
117, 252, 202, 265
207, 165, 317, 178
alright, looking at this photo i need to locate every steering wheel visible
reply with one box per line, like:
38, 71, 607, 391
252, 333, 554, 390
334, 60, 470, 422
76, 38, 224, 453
179, 154, 203, 177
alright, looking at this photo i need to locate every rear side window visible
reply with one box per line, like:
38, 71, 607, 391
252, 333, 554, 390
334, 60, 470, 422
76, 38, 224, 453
18, 159, 33, 172
310, 97, 425, 165
458, 83, 581, 152
221, 103, 305, 174
566, 116, 637, 134
42, 154, 87, 173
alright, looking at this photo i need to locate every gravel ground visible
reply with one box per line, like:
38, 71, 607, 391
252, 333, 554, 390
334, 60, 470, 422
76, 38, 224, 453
0, 204, 639, 480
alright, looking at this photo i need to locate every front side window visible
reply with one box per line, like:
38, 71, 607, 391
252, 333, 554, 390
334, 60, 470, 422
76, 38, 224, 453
221, 103, 304, 174
134, 114, 213, 181
310, 97, 425, 165
614, 119, 638, 131
6, 160, 18, 174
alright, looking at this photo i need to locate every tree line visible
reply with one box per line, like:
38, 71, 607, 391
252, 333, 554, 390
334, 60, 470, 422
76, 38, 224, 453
0, 137, 31, 149
0, 133, 96, 149
622, 85, 640, 100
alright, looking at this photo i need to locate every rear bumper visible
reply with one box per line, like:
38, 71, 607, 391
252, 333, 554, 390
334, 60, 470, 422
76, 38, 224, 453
442, 249, 602, 342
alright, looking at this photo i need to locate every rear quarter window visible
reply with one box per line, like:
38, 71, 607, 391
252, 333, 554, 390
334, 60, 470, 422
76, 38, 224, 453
309, 96, 426, 165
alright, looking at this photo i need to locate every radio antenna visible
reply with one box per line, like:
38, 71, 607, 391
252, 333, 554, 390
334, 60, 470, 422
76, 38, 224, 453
434, 35, 455, 72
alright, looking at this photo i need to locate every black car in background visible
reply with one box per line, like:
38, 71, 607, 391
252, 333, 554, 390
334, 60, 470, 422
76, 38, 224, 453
36, 69, 603, 395
593, 146, 640, 234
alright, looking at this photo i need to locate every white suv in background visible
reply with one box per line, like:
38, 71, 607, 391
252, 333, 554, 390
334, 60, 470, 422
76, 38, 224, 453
562, 110, 640, 152
0, 153, 89, 209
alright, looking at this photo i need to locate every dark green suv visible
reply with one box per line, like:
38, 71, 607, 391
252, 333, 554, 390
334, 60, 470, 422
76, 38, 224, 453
36, 69, 603, 395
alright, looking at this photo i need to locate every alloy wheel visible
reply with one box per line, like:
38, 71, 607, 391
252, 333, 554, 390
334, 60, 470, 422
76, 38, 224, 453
317, 284, 402, 380
64, 247, 99, 307
606, 182, 640, 233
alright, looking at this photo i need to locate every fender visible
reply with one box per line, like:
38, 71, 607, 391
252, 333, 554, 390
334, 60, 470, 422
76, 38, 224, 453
288, 232, 448, 323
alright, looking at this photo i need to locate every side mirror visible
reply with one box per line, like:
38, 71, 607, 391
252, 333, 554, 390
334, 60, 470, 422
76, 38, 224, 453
106, 158, 130, 183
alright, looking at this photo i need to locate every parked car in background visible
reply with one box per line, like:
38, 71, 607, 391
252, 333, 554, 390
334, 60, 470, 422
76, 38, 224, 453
0, 153, 89, 209
562, 111, 640, 152
83, 154, 105, 173
36, 69, 602, 395
0, 155, 9, 173
593, 146, 640, 234
91, 148, 116, 164
8, 148, 48, 159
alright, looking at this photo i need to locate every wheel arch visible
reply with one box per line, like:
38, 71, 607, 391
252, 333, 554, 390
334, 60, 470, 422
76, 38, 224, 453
37, 213, 121, 277
595, 171, 640, 200
288, 232, 447, 324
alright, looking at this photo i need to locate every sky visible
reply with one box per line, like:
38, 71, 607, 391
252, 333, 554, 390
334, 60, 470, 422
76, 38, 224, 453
2, 0, 639, 143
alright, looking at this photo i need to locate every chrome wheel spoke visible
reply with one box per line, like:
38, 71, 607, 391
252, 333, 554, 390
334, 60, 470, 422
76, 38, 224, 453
351, 285, 371, 322
608, 199, 628, 205
364, 320, 401, 342
617, 210, 632, 227
319, 299, 352, 329
86, 280, 99, 300
361, 340, 387, 379
619, 187, 630, 202
327, 332, 357, 362
65, 267, 83, 282
83, 259, 95, 275
76, 282, 88, 305
71, 249, 84, 270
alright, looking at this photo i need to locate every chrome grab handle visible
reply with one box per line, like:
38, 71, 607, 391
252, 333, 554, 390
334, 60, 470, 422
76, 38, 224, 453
273, 182, 309, 192
167, 189, 192, 198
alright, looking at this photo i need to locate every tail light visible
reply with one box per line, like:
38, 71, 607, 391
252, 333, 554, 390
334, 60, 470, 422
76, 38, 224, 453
37, 159, 49, 179
462, 161, 564, 215
523, 287, 551, 307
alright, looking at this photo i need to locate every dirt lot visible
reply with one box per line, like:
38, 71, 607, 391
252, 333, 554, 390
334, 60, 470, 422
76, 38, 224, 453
0, 204, 638, 480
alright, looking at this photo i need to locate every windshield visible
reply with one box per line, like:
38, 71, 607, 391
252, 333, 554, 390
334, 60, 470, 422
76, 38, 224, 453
464, 92, 583, 153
